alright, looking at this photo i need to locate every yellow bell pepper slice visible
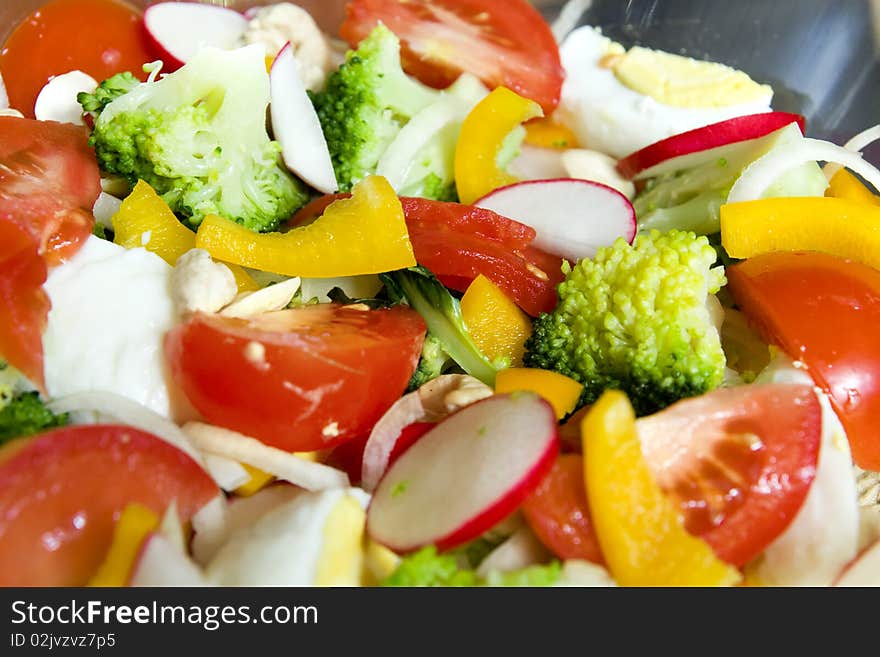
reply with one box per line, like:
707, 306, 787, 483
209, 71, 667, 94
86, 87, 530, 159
454, 87, 544, 205
826, 168, 880, 206
362, 539, 401, 586
460, 274, 531, 367
196, 175, 416, 278
113, 180, 198, 265
112, 180, 259, 292
720, 196, 880, 270
524, 117, 579, 149
581, 391, 741, 587
88, 503, 159, 587
233, 463, 276, 497
495, 368, 583, 420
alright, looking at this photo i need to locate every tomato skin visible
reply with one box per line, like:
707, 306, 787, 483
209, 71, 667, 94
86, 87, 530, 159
341, 0, 564, 113
166, 305, 427, 453
0, 425, 218, 586
521, 454, 605, 564
401, 198, 565, 316
727, 251, 880, 471
0, 0, 152, 117
637, 383, 822, 567
0, 117, 100, 389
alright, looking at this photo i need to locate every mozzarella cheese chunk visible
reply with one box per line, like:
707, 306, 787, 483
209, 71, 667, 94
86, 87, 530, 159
43, 236, 191, 421
557, 27, 773, 158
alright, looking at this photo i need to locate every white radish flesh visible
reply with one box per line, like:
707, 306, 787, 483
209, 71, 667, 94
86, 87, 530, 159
270, 42, 337, 193
144, 2, 248, 69
34, 71, 97, 125
475, 178, 636, 262
367, 393, 558, 553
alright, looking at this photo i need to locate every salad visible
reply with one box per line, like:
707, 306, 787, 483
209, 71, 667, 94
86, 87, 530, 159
0, 0, 879, 588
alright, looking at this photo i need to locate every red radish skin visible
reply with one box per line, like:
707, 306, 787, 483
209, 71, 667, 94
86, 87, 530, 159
367, 393, 559, 553
617, 112, 806, 180
474, 178, 636, 262
143, 2, 248, 71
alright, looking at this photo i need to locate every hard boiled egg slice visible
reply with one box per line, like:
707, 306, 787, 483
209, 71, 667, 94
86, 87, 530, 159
558, 26, 773, 159
43, 236, 193, 422
205, 488, 369, 586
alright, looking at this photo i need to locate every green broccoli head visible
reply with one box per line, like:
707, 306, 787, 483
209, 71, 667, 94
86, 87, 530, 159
0, 392, 68, 443
524, 230, 727, 416
83, 47, 308, 232
311, 24, 441, 192
77, 72, 140, 114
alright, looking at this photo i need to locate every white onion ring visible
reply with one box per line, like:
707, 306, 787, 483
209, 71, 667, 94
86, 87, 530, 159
824, 124, 880, 180
728, 137, 880, 203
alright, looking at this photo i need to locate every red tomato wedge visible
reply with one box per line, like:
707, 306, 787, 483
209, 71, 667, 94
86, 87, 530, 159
0, 0, 152, 117
0, 222, 48, 391
727, 251, 880, 471
401, 197, 565, 316
0, 117, 100, 389
0, 425, 218, 586
637, 384, 822, 567
340, 0, 565, 113
290, 195, 565, 316
521, 454, 604, 564
165, 305, 427, 453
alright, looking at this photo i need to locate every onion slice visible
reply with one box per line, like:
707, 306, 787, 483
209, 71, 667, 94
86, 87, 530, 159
824, 124, 880, 180
182, 421, 349, 491
728, 137, 880, 203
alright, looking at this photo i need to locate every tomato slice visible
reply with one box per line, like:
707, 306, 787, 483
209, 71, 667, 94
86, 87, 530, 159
727, 251, 880, 471
340, 0, 564, 113
0, 425, 218, 586
401, 198, 565, 316
521, 454, 604, 564
0, 0, 152, 117
0, 117, 100, 388
165, 305, 427, 452
636, 384, 822, 567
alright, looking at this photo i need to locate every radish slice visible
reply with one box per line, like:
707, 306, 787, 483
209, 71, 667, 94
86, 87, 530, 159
367, 393, 559, 553
270, 42, 337, 193
361, 375, 493, 492
182, 421, 349, 491
824, 124, 880, 180
474, 179, 636, 262
617, 112, 805, 180
191, 493, 229, 564
130, 533, 209, 586
143, 2, 248, 70
728, 137, 880, 203
34, 70, 97, 125
158, 501, 186, 553
835, 539, 880, 586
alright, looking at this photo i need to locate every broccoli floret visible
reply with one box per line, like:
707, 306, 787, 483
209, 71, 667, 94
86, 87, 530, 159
77, 72, 140, 114
406, 334, 454, 392
418, 172, 459, 203
0, 392, 68, 443
381, 546, 561, 587
82, 47, 308, 232
524, 230, 727, 416
311, 24, 451, 193
383, 267, 497, 387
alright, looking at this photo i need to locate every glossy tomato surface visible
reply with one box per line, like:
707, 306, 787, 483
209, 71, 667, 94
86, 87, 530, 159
0, 425, 218, 586
0, 0, 153, 117
521, 454, 604, 564
401, 197, 565, 316
637, 383, 822, 567
340, 0, 565, 113
727, 251, 880, 471
0, 116, 100, 389
166, 305, 427, 452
